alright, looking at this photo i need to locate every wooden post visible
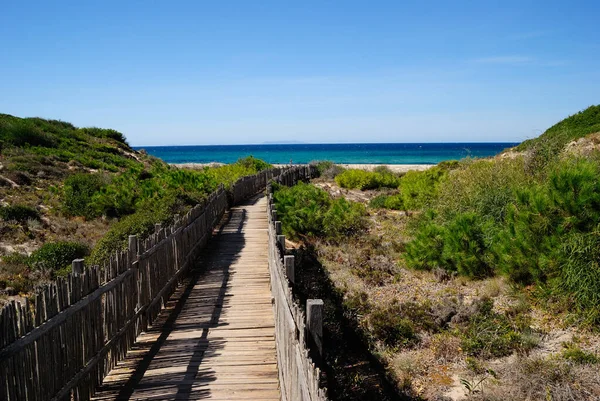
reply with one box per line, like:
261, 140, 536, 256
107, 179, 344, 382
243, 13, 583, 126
72, 259, 84, 275
272, 209, 277, 222
306, 299, 324, 357
284, 255, 295, 284
275, 221, 282, 235
155, 223, 162, 233
277, 235, 285, 252
128, 235, 138, 264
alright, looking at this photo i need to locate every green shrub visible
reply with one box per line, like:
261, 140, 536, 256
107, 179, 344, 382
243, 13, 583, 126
0, 205, 40, 223
78, 127, 129, 146
405, 212, 495, 278
369, 194, 389, 209
460, 298, 533, 358
310, 160, 345, 179
434, 158, 531, 223
272, 182, 331, 238
89, 199, 174, 265
63, 173, 107, 219
29, 242, 89, 271
322, 198, 367, 239
234, 155, 271, 172
397, 166, 448, 210
0, 119, 57, 148
335, 169, 401, 190
273, 182, 367, 240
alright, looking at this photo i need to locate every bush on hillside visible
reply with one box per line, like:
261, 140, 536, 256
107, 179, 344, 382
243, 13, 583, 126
335, 168, 401, 190
78, 127, 129, 146
63, 173, 108, 219
310, 161, 346, 179
89, 197, 176, 265
29, 241, 89, 271
369, 194, 404, 210
0, 205, 40, 223
273, 182, 367, 240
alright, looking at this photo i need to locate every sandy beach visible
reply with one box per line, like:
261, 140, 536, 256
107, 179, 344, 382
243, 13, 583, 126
172, 163, 433, 173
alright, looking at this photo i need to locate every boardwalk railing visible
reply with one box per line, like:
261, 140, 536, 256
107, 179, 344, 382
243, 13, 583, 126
0, 167, 295, 401
266, 166, 327, 401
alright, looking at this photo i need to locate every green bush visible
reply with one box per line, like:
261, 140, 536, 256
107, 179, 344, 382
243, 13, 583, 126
63, 173, 107, 219
0, 119, 57, 148
310, 160, 345, 179
460, 298, 533, 358
234, 155, 271, 172
89, 198, 175, 265
322, 197, 367, 239
405, 212, 495, 278
369, 194, 389, 209
335, 169, 401, 190
78, 127, 129, 146
29, 242, 89, 271
369, 194, 405, 210
397, 166, 448, 210
273, 182, 367, 240
0, 205, 40, 223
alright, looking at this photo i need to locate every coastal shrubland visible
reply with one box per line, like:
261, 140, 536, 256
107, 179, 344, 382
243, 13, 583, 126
272, 105, 600, 400
0, 113, 271, 295
335, 167, 401, 190
272, 182, 366, 240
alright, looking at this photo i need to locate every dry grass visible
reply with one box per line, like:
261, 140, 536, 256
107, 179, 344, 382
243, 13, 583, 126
308, 175, 600, 400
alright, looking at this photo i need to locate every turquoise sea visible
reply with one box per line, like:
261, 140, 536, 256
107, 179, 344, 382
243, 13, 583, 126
136, 143, 518, 165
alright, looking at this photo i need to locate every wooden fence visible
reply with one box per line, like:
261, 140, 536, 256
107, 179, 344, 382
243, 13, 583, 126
266, 166, 328, 401
0, 167, 292, 401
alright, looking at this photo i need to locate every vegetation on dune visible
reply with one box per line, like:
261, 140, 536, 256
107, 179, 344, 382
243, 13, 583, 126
0, 113, 272, 295
516, 104, 600, 153
272, 182, 366, 240
274, 106, 600, 399
335, 166, 402, 190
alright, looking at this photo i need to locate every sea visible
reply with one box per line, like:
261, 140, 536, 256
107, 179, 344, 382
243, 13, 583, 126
136, 143, 518, 165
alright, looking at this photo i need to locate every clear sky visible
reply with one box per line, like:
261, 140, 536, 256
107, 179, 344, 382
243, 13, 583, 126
1, 1, 599, 146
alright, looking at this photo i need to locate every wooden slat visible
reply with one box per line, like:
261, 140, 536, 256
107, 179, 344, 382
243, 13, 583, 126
92, 195, 280, 400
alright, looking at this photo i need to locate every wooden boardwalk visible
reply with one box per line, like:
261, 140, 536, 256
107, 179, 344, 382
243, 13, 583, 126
92, 195, 280, 401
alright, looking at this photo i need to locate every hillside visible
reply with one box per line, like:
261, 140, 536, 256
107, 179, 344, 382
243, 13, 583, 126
271, 107, 600, 400
516, 105, 600, 151
0, 114, 270, 298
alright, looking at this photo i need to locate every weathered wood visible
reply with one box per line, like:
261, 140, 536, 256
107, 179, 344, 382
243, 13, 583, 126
306, 299, 324, 357
92, 195, 279, 401
266, 166, 327, 401
277, 235, 286, 252
72, 259, 84, 275
275, 220, 282, 235
284, 255, 295, 285
0, 166, 320, 401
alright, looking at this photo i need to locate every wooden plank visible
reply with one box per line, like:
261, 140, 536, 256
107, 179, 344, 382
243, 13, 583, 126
92, 194, 281, 401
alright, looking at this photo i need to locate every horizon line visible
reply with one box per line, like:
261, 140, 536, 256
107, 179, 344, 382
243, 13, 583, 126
132, 141, 521, 148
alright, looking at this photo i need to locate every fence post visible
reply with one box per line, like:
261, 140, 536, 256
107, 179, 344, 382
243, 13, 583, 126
128, 235, 138, 264
272, 209, 277, 222
284, 255, 295, 284
275, 221, 282, 235
155, 223, 162, 233
72, 259, 84, 275
306, 299, 324, 357
277, 235, 286, 253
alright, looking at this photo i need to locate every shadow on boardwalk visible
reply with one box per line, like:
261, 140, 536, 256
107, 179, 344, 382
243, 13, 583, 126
93, 195, 279, 401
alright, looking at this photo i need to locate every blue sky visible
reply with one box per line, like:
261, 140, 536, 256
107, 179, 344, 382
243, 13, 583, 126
1, 1, 599, 146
